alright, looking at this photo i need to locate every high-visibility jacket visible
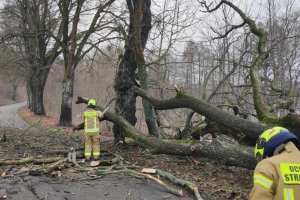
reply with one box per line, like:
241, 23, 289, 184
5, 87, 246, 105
249, 141, 300, 200
83, 109, 103, 133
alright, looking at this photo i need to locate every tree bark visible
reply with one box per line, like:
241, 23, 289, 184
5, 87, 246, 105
281, 113, 300, 138
113, 0, 156, 141
26, 63, 51, 115
58, 0, 84, 126
113, 49, 137, 142
59, 70, 75, 126
132, 0, 159, 137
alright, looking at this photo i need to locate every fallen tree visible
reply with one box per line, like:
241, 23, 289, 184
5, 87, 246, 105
131, 86, 266, 142
75, 96, 257, 169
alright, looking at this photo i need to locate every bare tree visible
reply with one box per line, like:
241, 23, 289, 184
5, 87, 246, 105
0, 0, 61, 115
0, 47, 25, 101
58, 0, 116, 126
197, 0, 300, 135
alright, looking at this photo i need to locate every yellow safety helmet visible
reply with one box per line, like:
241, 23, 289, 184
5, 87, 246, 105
87, 99, 97, 107
254, 126, 300, 161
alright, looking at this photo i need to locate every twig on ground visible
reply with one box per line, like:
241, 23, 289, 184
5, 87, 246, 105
156, 169, 203, 200
0, 156, 64, 165
29, 158, 68, 176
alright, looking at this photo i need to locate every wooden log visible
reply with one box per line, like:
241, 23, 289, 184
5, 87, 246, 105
156, 169, 203, 200
29, 158, 67, 176
0, 156, 64, 165
0, 156, 35, 165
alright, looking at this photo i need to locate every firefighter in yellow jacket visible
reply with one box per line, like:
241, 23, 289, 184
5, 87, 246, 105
249, 126, 300, 200
74, 99, 103, 160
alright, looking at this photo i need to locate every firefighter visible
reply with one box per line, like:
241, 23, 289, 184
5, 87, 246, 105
73, 99, 103, 161
249, 126, 300, 200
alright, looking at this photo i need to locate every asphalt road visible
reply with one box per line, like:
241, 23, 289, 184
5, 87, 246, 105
0, 175, 194, 200
0, 102, 29, 129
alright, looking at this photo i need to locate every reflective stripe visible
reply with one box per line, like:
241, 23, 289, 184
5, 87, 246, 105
93, 152, 100, 156
85, 128, 99, 132
254, 174, 273, 189
85, 152, 91, 156
284, 188, 294, 200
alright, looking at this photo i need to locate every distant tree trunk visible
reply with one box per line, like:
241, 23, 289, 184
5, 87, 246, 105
59, 67, 75, 126
26, 63, 50, 115
11, 80, 18, 101
26, 79, 33, 109
31, 83, 45, 115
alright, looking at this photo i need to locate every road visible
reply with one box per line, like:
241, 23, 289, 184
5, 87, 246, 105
0, 103, 194, 200
0, 102, 29, 129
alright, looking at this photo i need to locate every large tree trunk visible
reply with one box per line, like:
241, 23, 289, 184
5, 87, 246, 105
113, 48, 137, 142
113, 0, 156, 141
58, 0, 84, 126
59, 70, 75, 126
57, 77, 75, 127
132, 0, 159, 137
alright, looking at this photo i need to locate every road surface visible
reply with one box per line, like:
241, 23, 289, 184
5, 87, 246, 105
0, 102, 29, 129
